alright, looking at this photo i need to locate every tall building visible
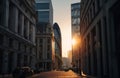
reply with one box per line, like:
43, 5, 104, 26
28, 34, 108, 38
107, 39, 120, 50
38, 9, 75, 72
35, 0, 53, 25
71, 2, 80, 72
35, 0, 54, 71
36, 22, 53, 71
53, 23, 62, 70
0, 0, 36, 74
80, 0, 120, 78
71, 2, 80, 36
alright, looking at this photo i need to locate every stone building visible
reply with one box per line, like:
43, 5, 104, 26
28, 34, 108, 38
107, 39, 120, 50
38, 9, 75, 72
36, 22, 54, 71
0, 0, 36, 74
80, 0, 120, 78
35, 0, 54, 71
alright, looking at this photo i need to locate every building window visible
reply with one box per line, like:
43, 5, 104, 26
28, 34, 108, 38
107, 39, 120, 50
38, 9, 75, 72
36, 3, 49, 9
17, 54, 21, 67
39, 52, 42, 59
18, 11, 21, 35
90, 8, 92, 21
47, 38, 50, 43
24, 55, 28, 66
30, 48, 32, 54
97, 0, 100, 11
24, 18, 27, 39
8, 52, 14, 73
29, 56, 32, 65
47, 45, 50, 51
0, 34, 3, 45
9, 38, 13, 48
47, 53, 51, 59
8, 2, 14, 31
18, 42, 21, 50
24, 45, 27, 52
0, 49, 3, 74
39, 39, 43, 44
39, 45, 43, 51
0, 0, 3, 26
38, 11, 49, 22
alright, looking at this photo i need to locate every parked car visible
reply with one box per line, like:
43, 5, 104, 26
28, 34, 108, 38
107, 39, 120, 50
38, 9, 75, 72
12, 67, 34, 78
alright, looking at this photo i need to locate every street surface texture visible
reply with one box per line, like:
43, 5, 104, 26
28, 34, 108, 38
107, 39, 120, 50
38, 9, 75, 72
28, 70, 82, 78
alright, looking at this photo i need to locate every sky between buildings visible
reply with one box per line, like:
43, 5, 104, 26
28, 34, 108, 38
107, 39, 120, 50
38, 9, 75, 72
52, 0, 80, 57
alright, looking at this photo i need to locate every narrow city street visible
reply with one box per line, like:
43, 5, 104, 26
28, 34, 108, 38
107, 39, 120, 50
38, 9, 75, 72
28, 70, 82, 78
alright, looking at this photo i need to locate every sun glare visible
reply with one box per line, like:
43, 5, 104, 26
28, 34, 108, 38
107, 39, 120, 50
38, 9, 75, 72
72, 38, 76, 45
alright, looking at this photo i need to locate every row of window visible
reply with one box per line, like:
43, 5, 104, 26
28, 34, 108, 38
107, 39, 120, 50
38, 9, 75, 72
0, 50, 33, 74
71, 10, 80, 17
36, 3, 49, 10
0, 34, 33, 53
82, 16, 109, 75
8, 1, 35, 41
37, 11, 49, 22
80, 0, 101, 34
71, 3, 80, 10
72, 18, 80, 25
39, 52, 51, 60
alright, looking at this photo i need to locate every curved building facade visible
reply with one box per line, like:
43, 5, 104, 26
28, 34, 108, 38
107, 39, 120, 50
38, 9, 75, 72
53, 23, 62, 70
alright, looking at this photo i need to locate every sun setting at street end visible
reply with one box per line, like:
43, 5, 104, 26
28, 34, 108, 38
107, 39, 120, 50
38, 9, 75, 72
1, 0, 119, 78
72, 38, 76, 46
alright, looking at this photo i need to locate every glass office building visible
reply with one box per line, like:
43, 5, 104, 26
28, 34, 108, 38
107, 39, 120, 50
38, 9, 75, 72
35, 0, 53, 24
71, 2, 80, 36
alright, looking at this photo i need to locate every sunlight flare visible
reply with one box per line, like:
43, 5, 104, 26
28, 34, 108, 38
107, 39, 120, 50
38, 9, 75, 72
72, 38, 76, 45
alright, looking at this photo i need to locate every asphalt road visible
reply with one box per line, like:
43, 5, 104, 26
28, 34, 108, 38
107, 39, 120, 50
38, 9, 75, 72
28, 70, 81, 78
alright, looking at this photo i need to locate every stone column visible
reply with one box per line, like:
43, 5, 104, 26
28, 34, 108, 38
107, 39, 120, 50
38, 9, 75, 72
101, 17, 108, 76
85, 38, 89, 74
96, 24, 102, 77
90, 32, 94, 76
32, 25, 35, 43
21, 14, 24, 36
14, 7, 18, 33
3, 0, 9, 28
26, 20, 30, 39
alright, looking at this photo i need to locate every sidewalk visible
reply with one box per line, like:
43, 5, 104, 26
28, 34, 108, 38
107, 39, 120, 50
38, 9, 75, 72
0, 74, 12, 78
72, 70, 96, 78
